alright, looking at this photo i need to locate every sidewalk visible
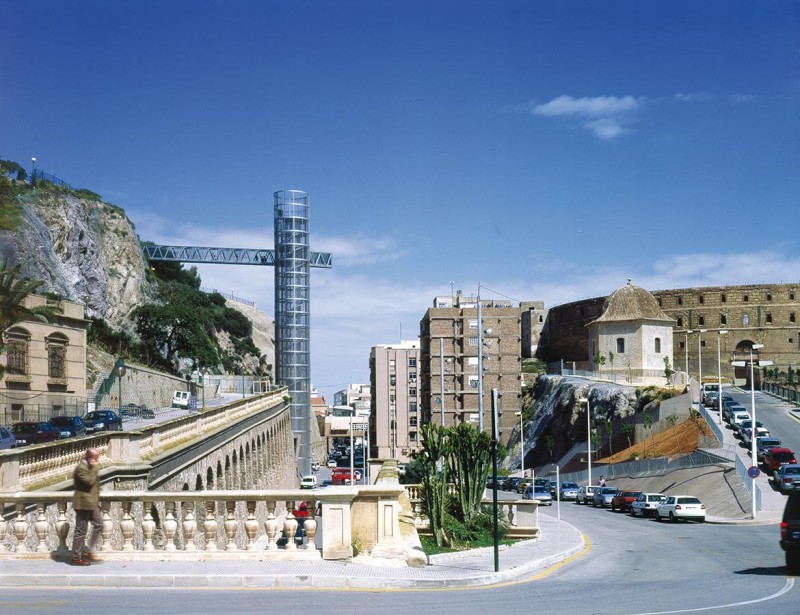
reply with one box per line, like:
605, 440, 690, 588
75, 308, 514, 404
0, 513, 586, 589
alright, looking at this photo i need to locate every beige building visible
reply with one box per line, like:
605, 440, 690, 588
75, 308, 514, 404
419, 292, 523, 445
1, 295, 88, 423
369, 340, 421, 462
587, 281, 675, 383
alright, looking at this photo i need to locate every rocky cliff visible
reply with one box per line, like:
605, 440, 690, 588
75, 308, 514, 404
1, 188, 151, 328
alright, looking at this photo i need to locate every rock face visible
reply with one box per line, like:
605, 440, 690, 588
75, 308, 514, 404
0, 190, 150, 328
507, 375, 638, 470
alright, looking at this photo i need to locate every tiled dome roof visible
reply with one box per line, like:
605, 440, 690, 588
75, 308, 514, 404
590, 280, 673, 324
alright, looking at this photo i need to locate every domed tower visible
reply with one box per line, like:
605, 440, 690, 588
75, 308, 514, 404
587, 279, 675, 383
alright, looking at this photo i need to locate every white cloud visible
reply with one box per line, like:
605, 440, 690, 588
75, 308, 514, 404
673, 92, 713, 102
530, 95, 640, 140
532, 95, 640, 118
730, 93, 756, 104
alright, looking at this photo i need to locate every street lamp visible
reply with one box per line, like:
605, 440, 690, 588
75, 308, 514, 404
114, 359, 127, 429
684, 329, 690, 376
716, 331, 728, 425
697, 328, 707, 395
199, 366, 207, 410
31, 157, 36, 187
579, 397, 591, 485
515, 411, 524, 477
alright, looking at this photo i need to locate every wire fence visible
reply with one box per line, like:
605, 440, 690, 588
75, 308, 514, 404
31, 169, 74, 189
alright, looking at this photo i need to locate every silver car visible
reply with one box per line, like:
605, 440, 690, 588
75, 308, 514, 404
523, 485, 553, 505
559, 481, 580, 501
592, 486, 619, 507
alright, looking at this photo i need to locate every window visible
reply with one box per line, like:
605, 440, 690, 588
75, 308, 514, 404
467, 357, 478, 366
657, 298, 662, 307
677, 297, 683, 306
721, 293, 727, 303
767, 292, 772, 301
743, 294, 749, 302
48, 343, 66, 380
409, 432, 417, 443
616, 338, 625, 353
701, 340, 706, 348
791, 313, 796, 324
390, 375, 396, 386
699, 295, 704, 304
655, 338, 662, 353
4, 328, 30, 375
409, 402, 417, 412
791, 291, 796, 300
389, 359, 396, 369
408, 357, 417, 367
698, 316, 705, 326
720, 313, 727, 326
408, 387, 417, 397
766, 312, 773, 324
408, 371, 417, 383
468, 319, 478, 329
468, 375, 479, 389
409, 416, 418, 427
468, 336, 478, 347
390, 395, 395, 403
679, 341, 685, 350
677, 316, 684, 328
743, 313, 750, 325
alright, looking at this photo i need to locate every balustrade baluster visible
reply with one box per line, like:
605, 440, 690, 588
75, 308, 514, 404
14, 503, 29, 552
182, 502, 197, 551
142, 505, 156, 551
245, 500, 259, 550
55, 502, 69, 553
203, 501, 218, 551
119, 501, 134, 551
34, 503, 49, 552
163, 501, 178, 551
506, 503, 515, 527
303, 507, 317, 551
283, 500, 298, 550
263, 500, 278, 550
224, 501, 238, 551
0, 501, 7, 552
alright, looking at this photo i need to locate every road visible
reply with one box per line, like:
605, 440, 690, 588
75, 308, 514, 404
3, 503, 795, 614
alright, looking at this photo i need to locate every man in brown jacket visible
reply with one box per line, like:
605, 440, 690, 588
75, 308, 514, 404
71, 448, 102, 565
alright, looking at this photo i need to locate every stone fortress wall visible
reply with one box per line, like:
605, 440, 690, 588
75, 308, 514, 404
542, 282, 800, 382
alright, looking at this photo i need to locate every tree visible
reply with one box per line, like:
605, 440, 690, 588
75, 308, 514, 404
543, 434, 555, 460
663, 357, 675, 387
621, 423, 634, 450
418, 423, 450, 547
593, 353, 606, 371
665, 414, 681, 452
0, 261, 62, 378
608, 351, 615, 381
604, 416, 614, 456
446, 423, 492, 524
642, 411, 655, 458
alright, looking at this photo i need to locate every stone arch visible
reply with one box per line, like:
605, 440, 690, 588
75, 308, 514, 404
195, 474, 203, 491
206, 467, 214, 489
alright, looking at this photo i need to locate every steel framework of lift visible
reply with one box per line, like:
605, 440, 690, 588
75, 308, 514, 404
141, 190, 331, 476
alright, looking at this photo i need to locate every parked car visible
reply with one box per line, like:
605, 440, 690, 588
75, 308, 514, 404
548, 480, 558, 496
0, 426, 16, 449
326, 459, 337, 469
517, 479, 533, 494
773, 465, 800, 493
763, 447, 797, 473
735, 418, 764, 439
576, 485, 597, 505
171, 390, 191, 409
10, 421, 59, 446
703, 391, 719, 407
757, 437, 783, 461
655, 495, 706, 523
780, 492, 800, 573
630, 492, 667, 517
502, 476, 522, 491
559, 481, 580, 501
120, 403, 155, 419
593, 486, 619, 508
83, 409, 123, 433
611, 490, 642, 512
723, 403, 746, 423
49, 415, 87, 438
523, 484, 553, 505
299, 475, 318, 489
730, 411, 751, 431
742, 426, 771, 447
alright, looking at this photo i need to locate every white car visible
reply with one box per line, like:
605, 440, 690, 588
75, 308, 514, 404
299, 475, 317, 489
655, 495, 706, 523
630, 492, 666, 518
742, 426, 770, 447
735, 418, 763, 439
730, 411, 751, 431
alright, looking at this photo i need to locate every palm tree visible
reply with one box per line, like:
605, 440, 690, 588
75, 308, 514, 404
0, 260, 62, 377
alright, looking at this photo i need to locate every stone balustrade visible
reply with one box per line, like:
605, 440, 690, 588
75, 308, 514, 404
0, 485, 407, 562
0, 389, 289, 493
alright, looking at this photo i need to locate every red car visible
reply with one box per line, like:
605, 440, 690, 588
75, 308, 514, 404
10, 421, 59, 446
763, 447, 797, 473
611, 490, 642, 512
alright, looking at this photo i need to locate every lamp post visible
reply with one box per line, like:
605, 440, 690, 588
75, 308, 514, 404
114, 360, 126, 429
685, 329, 690, 376
477, 288, 484, 433
579, 397, 591, 485
199, 366, 207, 410
716, 331, 728, 425
697, 328, 707, 395
515, 411, 524, 477
30, 157, 36, 186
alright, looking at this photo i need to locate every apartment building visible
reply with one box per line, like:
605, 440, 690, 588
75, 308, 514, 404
369, 340, 421, 462
419, 292, 524, 445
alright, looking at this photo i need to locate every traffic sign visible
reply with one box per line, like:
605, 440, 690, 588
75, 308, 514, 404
747, 465, 760, 479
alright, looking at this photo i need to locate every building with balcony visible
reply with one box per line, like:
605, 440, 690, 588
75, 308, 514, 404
369, 340, 420, 462
419, 291, 525, 445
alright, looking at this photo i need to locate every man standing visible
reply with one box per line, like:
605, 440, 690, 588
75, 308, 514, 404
71, 448, 102, 565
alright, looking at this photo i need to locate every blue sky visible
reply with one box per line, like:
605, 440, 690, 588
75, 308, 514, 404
3, 0, 798, 400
